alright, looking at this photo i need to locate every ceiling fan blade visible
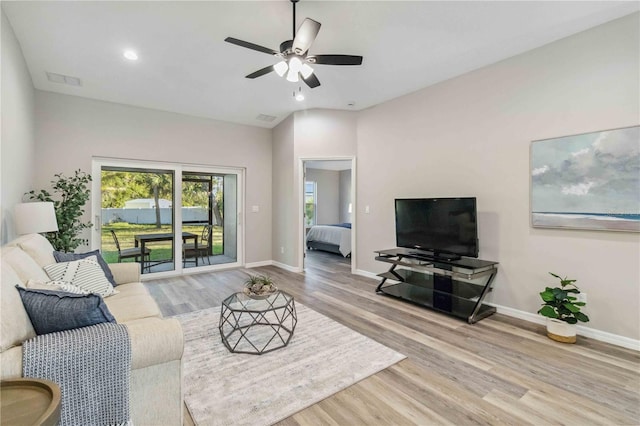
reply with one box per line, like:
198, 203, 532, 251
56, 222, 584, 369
292, 18, 321, 55
245, 65, 275, 79
303, 73, 321, 89
311, 55, 363, 66
224, 37, 278, 55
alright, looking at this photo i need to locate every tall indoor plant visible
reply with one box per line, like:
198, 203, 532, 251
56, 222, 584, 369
26, 169, 92, 252
538, 272, 589, 343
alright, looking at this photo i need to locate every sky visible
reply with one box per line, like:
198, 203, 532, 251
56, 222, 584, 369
531, 126, 640, 214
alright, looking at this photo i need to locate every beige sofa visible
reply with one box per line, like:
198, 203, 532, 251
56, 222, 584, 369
0, 234, 184, 425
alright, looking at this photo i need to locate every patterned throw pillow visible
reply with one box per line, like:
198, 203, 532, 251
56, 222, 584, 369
26, 279, 89, 295
53, 250, 116, 287
16, 286, 116, 335
44, 256, 118, 298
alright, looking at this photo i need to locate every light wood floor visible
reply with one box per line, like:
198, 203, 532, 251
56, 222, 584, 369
145, 250, 640, 425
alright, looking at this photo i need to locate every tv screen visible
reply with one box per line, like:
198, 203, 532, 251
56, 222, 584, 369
395, 197, 478, 258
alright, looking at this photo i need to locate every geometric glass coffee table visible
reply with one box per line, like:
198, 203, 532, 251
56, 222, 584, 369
219, 290, 297, 355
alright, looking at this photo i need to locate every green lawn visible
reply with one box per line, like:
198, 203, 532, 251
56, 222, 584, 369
102, 223, 223, 264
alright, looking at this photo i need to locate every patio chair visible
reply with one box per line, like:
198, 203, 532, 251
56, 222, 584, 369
183, 225, 213, 267
110, 230, 152, 271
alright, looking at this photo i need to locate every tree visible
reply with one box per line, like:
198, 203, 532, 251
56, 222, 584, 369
140, 173, 172, 228
101, 170, 172, 227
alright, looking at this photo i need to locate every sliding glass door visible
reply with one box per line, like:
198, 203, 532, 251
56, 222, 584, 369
181, 172, 238, 269
92, 159, 243, 277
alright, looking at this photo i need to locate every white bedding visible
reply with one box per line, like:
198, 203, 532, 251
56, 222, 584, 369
306, 225, 351, 257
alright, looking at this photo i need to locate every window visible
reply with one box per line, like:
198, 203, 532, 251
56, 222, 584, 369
305, 181, 317, 227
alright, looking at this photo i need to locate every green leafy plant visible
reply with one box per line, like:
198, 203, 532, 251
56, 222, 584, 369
538, 272, 589, 324
26, 169, 92, 252
243, 274, 277, 296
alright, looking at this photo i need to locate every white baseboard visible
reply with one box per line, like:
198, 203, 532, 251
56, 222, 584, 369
354, 269, 639, 351
271, 261, 303, 273
487, 302, 639, 351
245, 260, 303, 273
354, 269, 379, 280
245, 260, 273, 268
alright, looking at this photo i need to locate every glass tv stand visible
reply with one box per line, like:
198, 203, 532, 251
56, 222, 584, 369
374, 248, 499, 324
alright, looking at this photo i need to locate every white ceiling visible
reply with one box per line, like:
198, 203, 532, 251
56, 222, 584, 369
3, 1, 638, 129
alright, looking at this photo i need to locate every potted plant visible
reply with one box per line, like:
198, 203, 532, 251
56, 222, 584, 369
26, 170, 92, 252
538, 272, 589, 343
243, 274, 278, 299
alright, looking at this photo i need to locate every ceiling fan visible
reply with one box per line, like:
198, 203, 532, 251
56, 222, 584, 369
224, 0, 363, 89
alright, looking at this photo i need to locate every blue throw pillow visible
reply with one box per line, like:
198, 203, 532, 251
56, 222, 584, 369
53, 250, 116, 287
16, 286, 116, 335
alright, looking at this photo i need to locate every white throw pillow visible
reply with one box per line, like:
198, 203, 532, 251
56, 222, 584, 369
43, 256, 118, 297
26, 279, 90, 295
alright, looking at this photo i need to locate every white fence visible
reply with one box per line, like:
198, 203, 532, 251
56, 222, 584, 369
102, 207, 217, 225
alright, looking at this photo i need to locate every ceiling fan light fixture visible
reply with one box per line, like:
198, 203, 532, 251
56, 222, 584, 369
286, 68, 299, 82
300, 63, 314, 79
288, 56, 303, 73
295, 87, 305, 102
274, 60, 288, 77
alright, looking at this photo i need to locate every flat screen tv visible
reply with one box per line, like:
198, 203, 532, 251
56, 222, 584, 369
395, 197, 478, 260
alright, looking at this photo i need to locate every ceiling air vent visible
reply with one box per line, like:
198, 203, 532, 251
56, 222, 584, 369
46, 72, 82, 87
256, 114, 276, 122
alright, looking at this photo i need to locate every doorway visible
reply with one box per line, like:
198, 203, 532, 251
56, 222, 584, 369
300, 158, 355, 272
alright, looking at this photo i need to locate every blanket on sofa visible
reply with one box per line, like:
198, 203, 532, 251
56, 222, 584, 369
23, 323, 132, 426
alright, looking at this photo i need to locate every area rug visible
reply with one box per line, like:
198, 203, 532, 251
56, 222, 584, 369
175, 303, 406, 426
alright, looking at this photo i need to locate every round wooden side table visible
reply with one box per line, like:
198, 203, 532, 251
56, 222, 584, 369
1, 378, 61, 426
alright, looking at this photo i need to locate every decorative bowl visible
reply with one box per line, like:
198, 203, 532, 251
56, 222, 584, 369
243, 283, 278, 300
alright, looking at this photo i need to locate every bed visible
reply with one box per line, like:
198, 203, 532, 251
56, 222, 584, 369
306, 223, 351, 257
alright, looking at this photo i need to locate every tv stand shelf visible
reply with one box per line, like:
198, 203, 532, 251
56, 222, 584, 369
374, 248, 499, 324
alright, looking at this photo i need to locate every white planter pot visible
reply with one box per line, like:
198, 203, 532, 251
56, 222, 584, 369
546, 318, 577, 343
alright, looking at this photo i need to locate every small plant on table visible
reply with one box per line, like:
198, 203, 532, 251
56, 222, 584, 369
243, 274, 278, 299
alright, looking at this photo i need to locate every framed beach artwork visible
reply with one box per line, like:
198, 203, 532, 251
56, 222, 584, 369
530, 125, 640, 232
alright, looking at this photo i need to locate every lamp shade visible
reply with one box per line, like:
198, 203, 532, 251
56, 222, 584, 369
14, 202, 59, 235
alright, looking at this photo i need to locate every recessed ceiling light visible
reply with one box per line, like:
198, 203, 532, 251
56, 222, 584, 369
123, 50, 138, 61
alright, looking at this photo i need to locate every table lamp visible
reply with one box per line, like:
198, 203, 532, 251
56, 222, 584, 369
14, 202, 59, 235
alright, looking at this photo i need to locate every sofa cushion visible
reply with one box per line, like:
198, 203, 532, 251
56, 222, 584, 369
125, 317, 184, 369
54, 250, 116, 287
44, 256, 118, 298
108, 263, 140, 286
105, 294, 162, 322
16, 287, 116, 335
9, 233, 56, 267
106, 282, 150, 300
1, 246, 49, 283
0, 264, 36, 351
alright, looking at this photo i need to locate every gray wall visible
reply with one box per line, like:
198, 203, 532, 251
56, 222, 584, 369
34, 91, 273, 264
339, 170, 352, 224
305, 168, 340, 225
356, 13, 640, 340
272, 115, 295, 266
1, 9, 36, 243
272, 110, 357, 268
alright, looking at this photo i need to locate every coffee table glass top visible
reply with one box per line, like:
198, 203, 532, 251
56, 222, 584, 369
222, 290, 294, 312
219, 290, 297, 355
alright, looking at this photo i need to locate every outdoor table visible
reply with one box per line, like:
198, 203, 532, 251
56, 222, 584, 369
134, 231, 197, 271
